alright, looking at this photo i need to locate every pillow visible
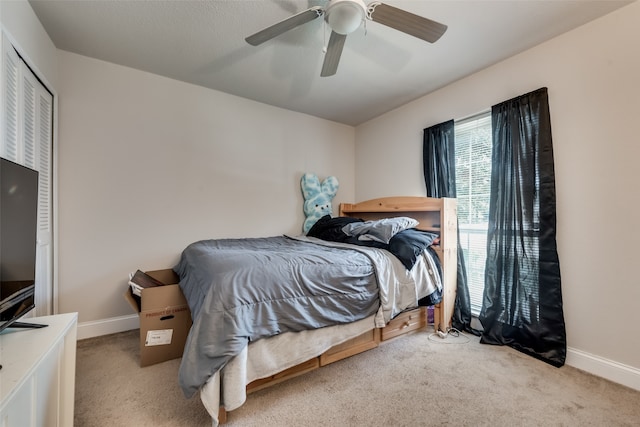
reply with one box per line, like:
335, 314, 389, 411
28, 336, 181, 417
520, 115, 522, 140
307, 215, 363, 242
341, 217, 419, 244
388, 229, 440, 270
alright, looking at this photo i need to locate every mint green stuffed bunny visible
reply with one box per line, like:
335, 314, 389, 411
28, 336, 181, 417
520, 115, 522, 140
301, 173, 339, 234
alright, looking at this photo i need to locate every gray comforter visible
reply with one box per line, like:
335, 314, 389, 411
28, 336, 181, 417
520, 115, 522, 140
175, 235, 380, 398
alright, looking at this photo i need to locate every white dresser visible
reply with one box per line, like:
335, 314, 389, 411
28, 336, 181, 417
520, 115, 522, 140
0, 313, 78, 427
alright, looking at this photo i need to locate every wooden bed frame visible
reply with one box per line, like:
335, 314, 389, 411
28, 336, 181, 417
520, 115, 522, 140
218, 196, 457, 424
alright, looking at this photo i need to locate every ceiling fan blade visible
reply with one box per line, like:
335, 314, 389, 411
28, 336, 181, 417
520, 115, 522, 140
368, 3, 447, 43
245, 6, 323, 46
320, 31, 347, 77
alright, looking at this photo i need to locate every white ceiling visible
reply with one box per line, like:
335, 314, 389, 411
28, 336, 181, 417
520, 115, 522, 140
29, 0, 631, 126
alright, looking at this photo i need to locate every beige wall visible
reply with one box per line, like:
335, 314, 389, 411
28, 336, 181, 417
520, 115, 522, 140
56, 51, 355, 325
355, 2, 640, 382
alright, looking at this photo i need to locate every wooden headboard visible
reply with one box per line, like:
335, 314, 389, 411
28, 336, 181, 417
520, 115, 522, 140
339, 196, 457, 332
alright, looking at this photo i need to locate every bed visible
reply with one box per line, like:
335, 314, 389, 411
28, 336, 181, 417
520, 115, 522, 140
174, 196, 457, 425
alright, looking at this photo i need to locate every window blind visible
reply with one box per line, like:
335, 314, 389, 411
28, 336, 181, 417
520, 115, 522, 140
455, 112, 492, 314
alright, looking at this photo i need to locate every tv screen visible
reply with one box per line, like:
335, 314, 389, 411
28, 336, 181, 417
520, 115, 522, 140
0, 157, 39, 332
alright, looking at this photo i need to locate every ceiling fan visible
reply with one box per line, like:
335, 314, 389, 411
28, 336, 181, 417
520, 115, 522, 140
245, 0, 447, 77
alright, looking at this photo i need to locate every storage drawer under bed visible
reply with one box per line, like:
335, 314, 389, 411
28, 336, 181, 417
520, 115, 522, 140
381, 307, 427, 341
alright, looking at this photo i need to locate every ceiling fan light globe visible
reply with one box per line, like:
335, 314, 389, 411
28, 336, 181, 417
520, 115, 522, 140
325, 0, 365, 35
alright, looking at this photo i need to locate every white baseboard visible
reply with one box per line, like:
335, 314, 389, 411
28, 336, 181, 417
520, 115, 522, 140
566, 346, 640, 392
77, 314, 139, 340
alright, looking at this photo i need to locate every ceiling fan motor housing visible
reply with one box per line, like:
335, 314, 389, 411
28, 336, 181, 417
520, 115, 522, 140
325, 0, 367, 35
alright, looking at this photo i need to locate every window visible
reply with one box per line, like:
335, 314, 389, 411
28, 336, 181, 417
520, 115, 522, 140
454, 112, 492, 315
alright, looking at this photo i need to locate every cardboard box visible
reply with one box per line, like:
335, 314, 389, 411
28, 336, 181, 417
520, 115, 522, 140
124, 269, 192, 367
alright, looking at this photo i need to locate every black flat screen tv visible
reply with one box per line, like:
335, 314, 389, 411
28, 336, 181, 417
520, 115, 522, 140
0, 157, 40, 333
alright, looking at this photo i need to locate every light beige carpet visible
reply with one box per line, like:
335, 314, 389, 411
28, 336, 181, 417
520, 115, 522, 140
75, 329, 640, 426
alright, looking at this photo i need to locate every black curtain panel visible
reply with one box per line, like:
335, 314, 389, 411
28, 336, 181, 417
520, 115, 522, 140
479, 87, 566, 367
423, 120, 479, 335
423, 120, 456, 198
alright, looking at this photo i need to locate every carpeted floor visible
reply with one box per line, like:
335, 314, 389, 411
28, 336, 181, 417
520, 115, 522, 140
74, 329, 640, 426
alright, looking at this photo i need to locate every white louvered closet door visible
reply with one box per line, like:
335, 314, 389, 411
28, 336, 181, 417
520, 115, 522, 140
2, 34, 54, 316
2, 35, 19, 160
